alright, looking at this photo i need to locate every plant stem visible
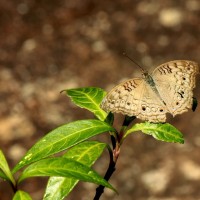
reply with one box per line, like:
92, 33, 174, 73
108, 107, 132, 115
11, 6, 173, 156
9, 180, 17, 194
93, 159, 116, 200
93, 138, 120, 200
93, 116, 134, 200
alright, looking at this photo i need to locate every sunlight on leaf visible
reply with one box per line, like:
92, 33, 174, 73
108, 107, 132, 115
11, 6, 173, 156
18, 157, 116, 192
13, 190, 32, 200
44, 141, 107, 200
64, 87, 107, 121
0, 150, 15, 184
12, 120, 115, 173
124, 122, 184, 144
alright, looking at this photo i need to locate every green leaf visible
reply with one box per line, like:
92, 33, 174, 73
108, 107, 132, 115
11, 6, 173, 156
13, 120, 115, 173
18, 157, 115, 192
44, 141, 107, 200
65, 87, 107, 121
13, 190, 32, 200
0, 169, 7, 180
124, 122, 184, 144
0, 150, 15, 184
104, 112, 114, 125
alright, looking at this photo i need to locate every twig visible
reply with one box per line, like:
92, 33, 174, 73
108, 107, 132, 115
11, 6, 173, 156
93, 115, 135, 200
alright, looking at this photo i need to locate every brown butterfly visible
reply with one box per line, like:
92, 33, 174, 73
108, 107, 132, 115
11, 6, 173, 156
101, 60, 199, 122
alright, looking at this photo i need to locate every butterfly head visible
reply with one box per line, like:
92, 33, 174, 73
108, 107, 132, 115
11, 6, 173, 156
142, 70, 149, 78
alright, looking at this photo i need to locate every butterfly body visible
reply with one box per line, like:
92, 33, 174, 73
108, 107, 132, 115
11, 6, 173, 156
101, 60, 199, 123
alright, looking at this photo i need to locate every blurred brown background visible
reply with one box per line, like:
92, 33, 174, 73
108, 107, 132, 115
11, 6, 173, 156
0, 0, 200, 200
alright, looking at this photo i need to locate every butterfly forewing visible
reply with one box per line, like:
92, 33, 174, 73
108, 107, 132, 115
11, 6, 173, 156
101, 78, 168, 122
101, 78, 143, 117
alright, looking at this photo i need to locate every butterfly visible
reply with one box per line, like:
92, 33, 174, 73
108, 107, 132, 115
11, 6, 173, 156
101, 60, 199, 122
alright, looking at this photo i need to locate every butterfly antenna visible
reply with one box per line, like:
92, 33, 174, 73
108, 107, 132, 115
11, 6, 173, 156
123, 52, 145, 73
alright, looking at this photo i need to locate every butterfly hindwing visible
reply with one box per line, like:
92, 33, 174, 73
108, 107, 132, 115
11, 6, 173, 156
136, 81, 167, 122
152, 60, 199, 116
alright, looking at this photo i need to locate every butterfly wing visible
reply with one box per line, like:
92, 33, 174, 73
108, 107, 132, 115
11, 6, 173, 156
101, 78, 168, 122
152, 60, 199, 116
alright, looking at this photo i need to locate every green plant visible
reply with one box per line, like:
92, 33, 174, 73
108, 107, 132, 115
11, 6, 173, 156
0, 87, 189, 200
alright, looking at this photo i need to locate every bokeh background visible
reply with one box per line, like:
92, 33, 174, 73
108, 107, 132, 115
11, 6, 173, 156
0, 0, 200, 199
